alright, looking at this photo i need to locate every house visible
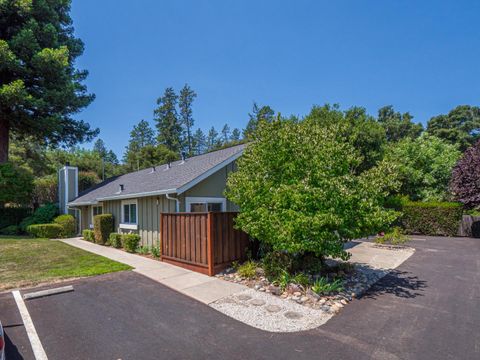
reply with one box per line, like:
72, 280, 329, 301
64, 144, 245, 247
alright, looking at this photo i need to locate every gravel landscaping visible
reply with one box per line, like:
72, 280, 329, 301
211, 241, 415, 332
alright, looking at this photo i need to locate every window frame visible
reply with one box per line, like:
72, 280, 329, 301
120, 199, 138, 229
185, 197, 227, 213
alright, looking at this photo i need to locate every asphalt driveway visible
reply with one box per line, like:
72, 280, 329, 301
1, 235, 479, 360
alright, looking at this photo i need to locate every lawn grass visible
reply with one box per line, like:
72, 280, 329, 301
0, 236, 132, 291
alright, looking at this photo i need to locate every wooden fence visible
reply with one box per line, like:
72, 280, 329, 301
160, 212, 251, 275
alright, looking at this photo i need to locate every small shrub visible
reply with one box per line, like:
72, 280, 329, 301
311, 277, 343, 295
53, 214, 76, 238
471, 221, 480, 238
93, 214, 114, 245
0, 225, 21, 235
82, 229, 95, 242
237, 260, 257, 279
376, 226, 410, 245
27, 224, 63, 239
122, 233, 141, 253
401, 201, 463, 236
262, 252, 293, 281
109, 232, 122, 248
137, 245, 150, 255
151, 246, 160, 258
275, 270, 293, 291
292, 273, 310, 288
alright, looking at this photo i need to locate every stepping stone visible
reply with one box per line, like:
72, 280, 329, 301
265, 305, 282, 313
237, 294, 252, 301
250, 299, 266, 306
284, 311, 303, 319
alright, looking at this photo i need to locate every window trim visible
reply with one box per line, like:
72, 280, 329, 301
120, 199, 138, 229
185, 197, 227, 213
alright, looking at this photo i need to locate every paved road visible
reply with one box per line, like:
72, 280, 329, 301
1, 236, 479, 360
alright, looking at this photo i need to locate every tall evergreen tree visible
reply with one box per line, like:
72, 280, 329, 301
207, 126, 220, 151
93, 139, 108, 159
178, 84, 197, 156
231, 128, 241, 141
0, 0, 97, 163
192, 128, 206, 155
123, 120, 156, 171
154, 87, 182, 153
221, 124, 230, 144
243, 102, 275, 139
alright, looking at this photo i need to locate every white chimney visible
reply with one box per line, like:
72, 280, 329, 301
58, 163, 79, 214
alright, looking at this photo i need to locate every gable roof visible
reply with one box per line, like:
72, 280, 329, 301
69, 144, 246, 206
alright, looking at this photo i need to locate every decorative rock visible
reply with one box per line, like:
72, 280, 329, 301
267, 285, 282, 296
254, 284, 261, 290
259, 287, 266, 292
237, 294, 252, 301
340, 299, 348, 305
319, 298, 326, 305
293, 291, 302, 297
265, 304, 282, 313
287, 283, 302, 294
284, 311, 303, 319
321, 305, 331, 312
300, 296, 309, 303
250, 299, 266, 306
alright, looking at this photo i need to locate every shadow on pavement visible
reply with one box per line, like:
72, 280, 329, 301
362, 269, 427, 300
4, 332, 24, 360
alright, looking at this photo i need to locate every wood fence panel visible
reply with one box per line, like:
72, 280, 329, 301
160, 212, 250, 275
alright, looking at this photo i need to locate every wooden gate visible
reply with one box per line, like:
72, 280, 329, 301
160, 212, 250, 275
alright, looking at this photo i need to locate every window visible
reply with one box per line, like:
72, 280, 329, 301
92, 205, 103, 217
185, 197, 226, 213
122, 201, 137, 224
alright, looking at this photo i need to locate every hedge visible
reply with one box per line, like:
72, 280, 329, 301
93, 214, 114, 245
82, 229, 95, 242
109, 232, 123, 248
401, 201, 463, 236
0, 225, 21, 235
0, 207, 32, 229
20, 203, 58, 231
27, 224, 63, 239
122, 234, 141, 253
54, 214, 76, 238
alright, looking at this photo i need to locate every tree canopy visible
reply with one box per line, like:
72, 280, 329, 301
0, 0, 96, 163
427, 105, 480, 151
377, 105, 423, 142
384, 134, 461, 201
226, 107, 399, 260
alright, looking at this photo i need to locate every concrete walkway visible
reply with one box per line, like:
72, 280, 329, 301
60, 238, 246, 304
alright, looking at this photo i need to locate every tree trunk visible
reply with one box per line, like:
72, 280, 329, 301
0, 115, 9, 163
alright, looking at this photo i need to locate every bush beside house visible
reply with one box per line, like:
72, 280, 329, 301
82, 229, 95, 242
53, 214, 76, 238
27, 224, 63, 238
122, 234, 141, 253
93, 214, 114, 245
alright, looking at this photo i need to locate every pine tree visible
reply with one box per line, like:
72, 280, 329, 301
243, 102, 275, 139
0, 0, 97, 163
221, 124, 230, 144
192, 128, 207, 155
93, 139, 108, 159
124, 120, 156, 171
231, 128, 241, 141
207, 127, 220, 151
178, 84, 197, 156
154, 87, 182, 153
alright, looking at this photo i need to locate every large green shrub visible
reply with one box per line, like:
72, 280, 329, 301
53, 214, 76, 238
93, 214, 114, 245
109, 233, 123, 248
0, 225, 21, 235
82, 229, 94, 242
226, 107, 399, 260
401, 201, 463, 236
121, 234, 141, 253
0, 162, 34, 206
0, 207, 32, 229
27, 224, 63, 239
20, 203, 58, 231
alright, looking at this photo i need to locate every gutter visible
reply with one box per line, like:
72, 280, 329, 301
166, 193, 180, 212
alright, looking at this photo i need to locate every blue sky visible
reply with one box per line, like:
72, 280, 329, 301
71, 0, 480, 157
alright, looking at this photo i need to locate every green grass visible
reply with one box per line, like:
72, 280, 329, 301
0, 236, 132, 291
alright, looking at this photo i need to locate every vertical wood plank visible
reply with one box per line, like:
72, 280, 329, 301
207, 212, 214, 276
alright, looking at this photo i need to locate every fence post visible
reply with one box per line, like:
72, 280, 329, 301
159, 213, 163, 261
207, 212, 214, 276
